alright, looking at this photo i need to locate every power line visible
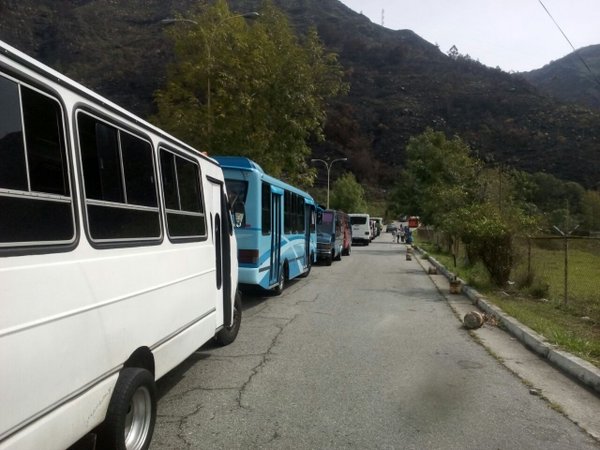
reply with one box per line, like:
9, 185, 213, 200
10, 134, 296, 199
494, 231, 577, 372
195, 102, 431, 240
537, 0, 600, 88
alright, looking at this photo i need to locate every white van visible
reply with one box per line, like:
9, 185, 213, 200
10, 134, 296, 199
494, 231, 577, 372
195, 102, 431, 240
0, 40, 240, 450
348, 213, 371, 245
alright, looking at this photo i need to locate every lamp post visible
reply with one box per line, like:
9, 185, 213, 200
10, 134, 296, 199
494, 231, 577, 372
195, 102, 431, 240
310, 158, 348, 209
161, 12, 259, 145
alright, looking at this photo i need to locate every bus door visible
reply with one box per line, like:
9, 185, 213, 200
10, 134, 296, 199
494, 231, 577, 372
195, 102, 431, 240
209, 178, 233, 326
304, 202, 313, 268
269, 186, 283, 286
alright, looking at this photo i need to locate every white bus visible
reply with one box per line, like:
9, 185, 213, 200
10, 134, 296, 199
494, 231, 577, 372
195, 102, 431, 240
0, 40, 241, 450
348, 213, 371, 246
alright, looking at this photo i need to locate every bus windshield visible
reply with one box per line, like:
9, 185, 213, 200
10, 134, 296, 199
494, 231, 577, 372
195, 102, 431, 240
350, 216, 367, 225
317, 211, 334, 233
225, 179, 248, 227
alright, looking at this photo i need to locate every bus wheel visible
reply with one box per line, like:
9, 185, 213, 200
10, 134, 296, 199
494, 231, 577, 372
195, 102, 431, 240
215, 290, 242, 346
335, 248, 342, 261
98, 368, 156, 450
273, 265, 285, 295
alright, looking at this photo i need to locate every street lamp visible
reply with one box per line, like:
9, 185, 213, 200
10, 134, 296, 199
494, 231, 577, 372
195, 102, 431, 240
311, 158, 348, 209
161, 12, 259, 145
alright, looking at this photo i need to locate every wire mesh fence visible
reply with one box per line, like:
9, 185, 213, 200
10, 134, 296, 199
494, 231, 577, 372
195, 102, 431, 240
514, 236, 600, 317
417, 228, 600, 321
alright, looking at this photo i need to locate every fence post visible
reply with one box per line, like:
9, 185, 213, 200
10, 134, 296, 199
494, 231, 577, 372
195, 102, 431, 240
563, 234, 568, 305
527, 236, 531, 280
554, 224, 579, 306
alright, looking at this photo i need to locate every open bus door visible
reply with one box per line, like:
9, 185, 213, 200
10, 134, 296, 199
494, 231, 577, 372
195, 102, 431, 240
209, 178, 235, 328
304, 201, 315, 271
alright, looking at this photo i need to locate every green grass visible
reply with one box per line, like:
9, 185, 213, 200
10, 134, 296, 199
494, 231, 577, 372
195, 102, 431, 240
418, 239, 600, 367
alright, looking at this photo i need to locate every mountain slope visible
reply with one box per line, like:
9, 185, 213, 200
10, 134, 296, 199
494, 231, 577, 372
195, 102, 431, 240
1, 0, 599, 188
522, 44, 600, 111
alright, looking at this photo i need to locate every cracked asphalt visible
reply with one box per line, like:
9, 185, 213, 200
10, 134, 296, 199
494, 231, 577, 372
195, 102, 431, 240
150, 239, 599, 449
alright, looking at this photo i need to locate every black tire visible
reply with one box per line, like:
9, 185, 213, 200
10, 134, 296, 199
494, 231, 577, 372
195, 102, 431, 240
98, 368, 156, 450
334, 247, 342, 261
324, 253, 333, 266
215, 290, 242, 346
272, 265, 285, 295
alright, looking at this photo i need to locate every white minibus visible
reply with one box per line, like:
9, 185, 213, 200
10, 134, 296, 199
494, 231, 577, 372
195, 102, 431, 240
348, 213, 371, 245
0, 40, 240, 450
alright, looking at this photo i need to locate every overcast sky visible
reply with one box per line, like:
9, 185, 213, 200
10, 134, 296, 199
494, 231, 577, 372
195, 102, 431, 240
338, 0, 600, 72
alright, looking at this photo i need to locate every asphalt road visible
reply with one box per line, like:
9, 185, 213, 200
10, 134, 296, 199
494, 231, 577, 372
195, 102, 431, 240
151, 238, 599, 449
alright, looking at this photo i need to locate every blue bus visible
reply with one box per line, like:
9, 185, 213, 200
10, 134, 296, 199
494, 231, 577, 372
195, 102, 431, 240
214, 156, 317, 294
316, 207, 344, 265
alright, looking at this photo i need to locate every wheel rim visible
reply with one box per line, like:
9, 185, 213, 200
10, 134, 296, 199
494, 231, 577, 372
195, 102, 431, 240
124, 386, 152, 450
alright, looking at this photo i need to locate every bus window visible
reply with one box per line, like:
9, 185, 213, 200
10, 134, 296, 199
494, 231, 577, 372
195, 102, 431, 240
0, 76, 74, 246
261, 182, 271, 235
78, 112, 160, 242
159, 148, 206, 239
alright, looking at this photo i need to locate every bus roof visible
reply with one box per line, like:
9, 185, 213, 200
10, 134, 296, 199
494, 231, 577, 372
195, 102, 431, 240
214, 156, 314, 204
213, 156, 265, 173
0, 39, 218, 168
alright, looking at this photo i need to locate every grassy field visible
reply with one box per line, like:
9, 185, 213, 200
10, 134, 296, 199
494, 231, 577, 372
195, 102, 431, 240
418, 238, 600, 367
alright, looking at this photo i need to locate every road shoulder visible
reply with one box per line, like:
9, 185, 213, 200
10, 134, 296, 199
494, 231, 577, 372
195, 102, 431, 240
413, 248, 600, 441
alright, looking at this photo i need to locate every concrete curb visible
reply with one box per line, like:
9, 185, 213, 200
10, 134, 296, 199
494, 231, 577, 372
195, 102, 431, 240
418, 248, 600, 396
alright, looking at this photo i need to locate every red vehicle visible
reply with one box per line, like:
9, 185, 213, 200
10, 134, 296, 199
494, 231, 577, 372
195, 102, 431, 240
408, 216, 420, 228
339, 212, 352, 255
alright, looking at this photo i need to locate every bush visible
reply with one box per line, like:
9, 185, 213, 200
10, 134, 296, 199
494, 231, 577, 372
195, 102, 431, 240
473, 232, 513, 286
527, 280, 550, 299
459, 206, 514, 286
515, 268, 550, 298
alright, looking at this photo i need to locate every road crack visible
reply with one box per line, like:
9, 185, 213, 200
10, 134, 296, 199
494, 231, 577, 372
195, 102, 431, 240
236, 314, 299, 409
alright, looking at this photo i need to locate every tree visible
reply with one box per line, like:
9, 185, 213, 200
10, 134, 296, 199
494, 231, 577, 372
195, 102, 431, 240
581, 190, 600, 232
329, 173, 367, 212
152, 0, 347, 185
390, 128, 481, 227
389, 128, 538, 286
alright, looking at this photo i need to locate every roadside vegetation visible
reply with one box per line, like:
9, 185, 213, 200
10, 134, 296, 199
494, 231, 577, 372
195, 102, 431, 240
152, 0, 347, 186
390, 128, 600, 367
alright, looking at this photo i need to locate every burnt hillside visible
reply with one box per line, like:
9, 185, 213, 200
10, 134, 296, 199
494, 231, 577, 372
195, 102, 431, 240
1, 0, 599, 187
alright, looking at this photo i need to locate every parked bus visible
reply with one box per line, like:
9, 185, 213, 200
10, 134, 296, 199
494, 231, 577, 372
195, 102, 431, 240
371, 217, 383, 237
0, 40, 241, 450
339, 211, 352, 256
316, 208, 344, 265
213, 156, 316, 294
348, 213, 371, 245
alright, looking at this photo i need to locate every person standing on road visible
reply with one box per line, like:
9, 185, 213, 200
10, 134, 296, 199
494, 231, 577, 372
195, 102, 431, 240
405, 227, 413, 245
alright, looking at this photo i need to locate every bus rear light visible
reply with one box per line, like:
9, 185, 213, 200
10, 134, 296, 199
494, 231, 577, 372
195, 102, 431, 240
238, 249, 259, 264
